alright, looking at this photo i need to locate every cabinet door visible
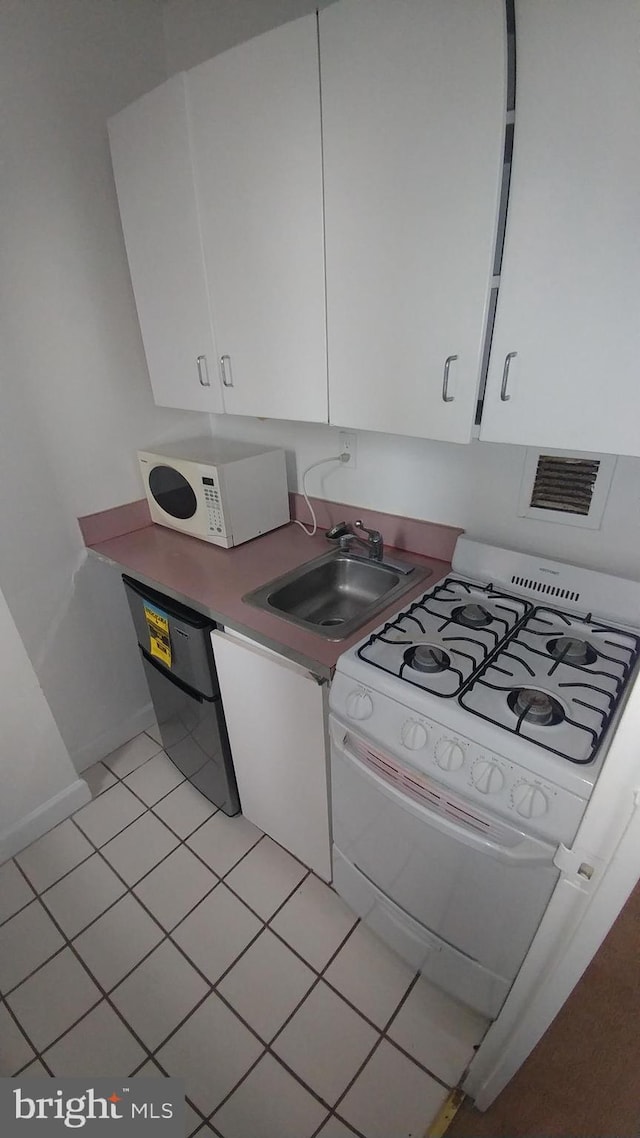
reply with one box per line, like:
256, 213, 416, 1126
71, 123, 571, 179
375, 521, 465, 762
108, 75, 222, 413
188, 17, 327, 423
211, 631, 331, 881
480, 0, 640, 456
321, 0, 505, 442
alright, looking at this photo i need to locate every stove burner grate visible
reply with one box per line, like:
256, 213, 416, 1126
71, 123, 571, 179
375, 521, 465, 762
507, 687, 565, 727
356, 576, 532, 698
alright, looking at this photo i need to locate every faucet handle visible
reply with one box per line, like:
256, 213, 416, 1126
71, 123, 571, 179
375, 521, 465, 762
326, 521, 351, 542
354, 519, 381, 540
354, 519, 384, 562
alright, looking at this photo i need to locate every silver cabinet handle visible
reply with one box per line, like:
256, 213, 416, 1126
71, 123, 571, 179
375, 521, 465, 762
196, 355, 210, 387
500, 352, 517, 401
442, 354, 458, 403
220, 354, 234, 388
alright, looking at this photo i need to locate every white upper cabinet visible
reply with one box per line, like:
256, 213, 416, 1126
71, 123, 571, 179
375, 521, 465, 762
480, 0, 640, 457
108, 75, 222, 413
187, 16, 328, 423
320, 0, 506, 442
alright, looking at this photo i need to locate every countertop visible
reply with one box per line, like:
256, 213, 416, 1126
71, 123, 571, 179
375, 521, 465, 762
89, 521, 450, 678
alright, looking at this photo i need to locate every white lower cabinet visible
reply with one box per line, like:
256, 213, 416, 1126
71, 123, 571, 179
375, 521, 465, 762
211, 630, 331, 881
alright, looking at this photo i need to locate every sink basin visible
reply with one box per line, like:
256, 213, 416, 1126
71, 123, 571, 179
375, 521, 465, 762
243, 550, 431, 640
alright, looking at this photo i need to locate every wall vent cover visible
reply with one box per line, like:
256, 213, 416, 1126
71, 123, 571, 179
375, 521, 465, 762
517, 449, 616, 530
529, 455, 599, 516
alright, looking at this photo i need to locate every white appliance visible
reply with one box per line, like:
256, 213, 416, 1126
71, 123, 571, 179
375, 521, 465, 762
329, 538, 640, 1018
138, 438, 290, 548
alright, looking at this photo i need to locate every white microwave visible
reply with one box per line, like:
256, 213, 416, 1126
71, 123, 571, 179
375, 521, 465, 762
138, 438, 290, 548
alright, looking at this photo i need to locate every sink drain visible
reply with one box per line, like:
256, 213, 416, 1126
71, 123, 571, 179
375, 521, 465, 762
319, 617, 345, 627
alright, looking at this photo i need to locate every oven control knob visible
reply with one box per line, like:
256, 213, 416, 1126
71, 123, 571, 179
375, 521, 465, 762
512, 783, 549, 819
435, 738, 465, 771
471, 759, 504, 795
401, 720, 428, 751
345, 689, 374, 721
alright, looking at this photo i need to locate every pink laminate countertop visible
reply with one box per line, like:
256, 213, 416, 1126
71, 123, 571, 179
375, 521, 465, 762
89, 522, 451, 677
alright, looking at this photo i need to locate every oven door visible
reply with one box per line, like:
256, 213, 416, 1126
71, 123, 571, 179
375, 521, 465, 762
330, 718, 559, 1003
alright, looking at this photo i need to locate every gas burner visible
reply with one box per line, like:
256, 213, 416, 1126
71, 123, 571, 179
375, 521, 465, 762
452, 603, 493, 629
507, 688, 565, 728
404, 644, 451, 674
547, 635, 597, 667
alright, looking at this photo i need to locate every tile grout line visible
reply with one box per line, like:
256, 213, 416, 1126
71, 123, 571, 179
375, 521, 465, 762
318, 975, 430, 1136
262, 918, 376, 1130
5, 739, 170, 916
10, 835, 449, 1124
0, 897, 70, 997
127, 1059, 209, 1136
1, 991, 54, 1078
11, 841, 233, 1077
0, 866, 38, 931
81, 742, 319, 931
22, 799, 318, 1093
15, 854, 273, 1111
9, 859, 157, 1072
138, 855, 318, 1073
7, 745, 459, 1129
212, 914, 449, 1133
328, 968, 459, 1132
8, 750, 331, 1097
15, 855, 415, 1114
14, 824, 454, 1097
98, 733, 166, 779
71, 755, 323, 956
89, 771, 465, 1093
201, 914, 372, 1130
122, 847, 358, 1124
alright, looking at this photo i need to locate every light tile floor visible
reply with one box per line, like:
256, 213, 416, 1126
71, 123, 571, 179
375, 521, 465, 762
0, 732, 488, 1138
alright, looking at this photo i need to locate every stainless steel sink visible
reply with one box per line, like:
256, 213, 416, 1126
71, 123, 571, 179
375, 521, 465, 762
243, 550, 431, 640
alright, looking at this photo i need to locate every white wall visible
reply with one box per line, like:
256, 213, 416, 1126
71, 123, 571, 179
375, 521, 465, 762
0, 0, 212, 771
162, 0, 335, 73
0, 585, 89, 862
210, 415, 640, 581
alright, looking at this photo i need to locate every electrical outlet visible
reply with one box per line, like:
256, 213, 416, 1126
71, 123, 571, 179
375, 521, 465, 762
339, 431, 357, 469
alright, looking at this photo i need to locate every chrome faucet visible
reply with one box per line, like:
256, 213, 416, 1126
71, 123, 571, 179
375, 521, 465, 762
326, 519, 384, 562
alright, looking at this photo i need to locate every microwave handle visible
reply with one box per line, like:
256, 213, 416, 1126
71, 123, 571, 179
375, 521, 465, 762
333, 728, 555, 866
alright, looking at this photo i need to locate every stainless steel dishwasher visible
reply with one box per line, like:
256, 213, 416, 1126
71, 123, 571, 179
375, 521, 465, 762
123, 575, 240, 816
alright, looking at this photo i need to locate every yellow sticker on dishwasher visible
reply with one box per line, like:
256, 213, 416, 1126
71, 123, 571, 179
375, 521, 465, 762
144, 603, 171, 668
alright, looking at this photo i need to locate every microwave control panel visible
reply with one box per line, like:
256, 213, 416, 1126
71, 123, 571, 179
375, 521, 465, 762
202, 476, 226, 537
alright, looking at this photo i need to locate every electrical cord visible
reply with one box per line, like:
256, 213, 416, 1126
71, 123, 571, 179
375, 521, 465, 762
293, 453, 349, 536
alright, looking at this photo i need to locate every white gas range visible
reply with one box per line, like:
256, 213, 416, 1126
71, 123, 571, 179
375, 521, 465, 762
329, 539, 640, 1019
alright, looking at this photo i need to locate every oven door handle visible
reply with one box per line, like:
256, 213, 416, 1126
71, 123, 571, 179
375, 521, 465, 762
333, 730, 556, 867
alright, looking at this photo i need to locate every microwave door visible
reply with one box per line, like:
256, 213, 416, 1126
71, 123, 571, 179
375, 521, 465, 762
147, 463, 198, 521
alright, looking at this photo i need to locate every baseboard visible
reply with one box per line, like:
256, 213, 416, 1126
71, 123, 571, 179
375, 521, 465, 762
70, 702, 156, 773
0, 780, 92, 863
